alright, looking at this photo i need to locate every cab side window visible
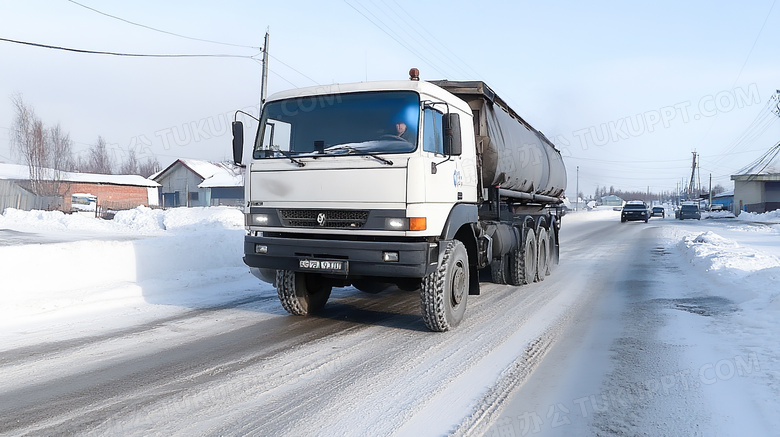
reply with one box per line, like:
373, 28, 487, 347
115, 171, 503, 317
423, 108, 444, 154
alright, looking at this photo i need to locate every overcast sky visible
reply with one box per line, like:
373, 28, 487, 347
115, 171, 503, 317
1, 0, 778, 197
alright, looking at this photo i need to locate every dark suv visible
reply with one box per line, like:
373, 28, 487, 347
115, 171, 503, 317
677, 203, 701, 220
621, 201, 650, 223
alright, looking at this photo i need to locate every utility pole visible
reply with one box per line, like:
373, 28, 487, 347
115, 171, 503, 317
688, 152, 697, 200
260, 30, 270, 104
697, 157, 702, 199
575, 166, 579, 211
709, 173, 713, 210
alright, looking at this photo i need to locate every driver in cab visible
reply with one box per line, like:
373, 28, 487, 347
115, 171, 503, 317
394, 121, 414, 142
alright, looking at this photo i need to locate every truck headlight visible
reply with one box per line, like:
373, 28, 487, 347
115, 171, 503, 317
247, 213, 270, 226
385, 217, 408, 230
384, 217, 426, 231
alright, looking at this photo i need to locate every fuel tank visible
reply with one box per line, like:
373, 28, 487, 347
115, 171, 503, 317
431, 80, 567, 200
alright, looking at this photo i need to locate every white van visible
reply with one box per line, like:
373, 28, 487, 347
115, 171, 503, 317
71, 193, 97, 216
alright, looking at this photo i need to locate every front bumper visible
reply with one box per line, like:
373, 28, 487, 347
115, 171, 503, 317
243, 234, 438, 278
622, 213, 648, 221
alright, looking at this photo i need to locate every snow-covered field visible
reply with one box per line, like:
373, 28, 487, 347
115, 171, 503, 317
1, 206, 779, 434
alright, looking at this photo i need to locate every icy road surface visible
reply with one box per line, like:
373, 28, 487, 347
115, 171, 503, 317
0, 207, 778, 436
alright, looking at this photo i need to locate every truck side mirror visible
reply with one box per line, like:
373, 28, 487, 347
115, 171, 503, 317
232, 121, 244, 165
443, 113, 462, 156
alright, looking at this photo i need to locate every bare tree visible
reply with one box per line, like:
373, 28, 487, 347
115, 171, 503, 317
138, 156, 161, 178
48, 123, 75, 173
10, 94, 53, 195
84, 136, 114, 174
119, 148, 139, 174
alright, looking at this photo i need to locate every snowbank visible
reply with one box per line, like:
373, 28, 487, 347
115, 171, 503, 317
736, 209, 780, 224
0, 206, 253, 325
675, 230, 780, 306
1, 206, 244, 234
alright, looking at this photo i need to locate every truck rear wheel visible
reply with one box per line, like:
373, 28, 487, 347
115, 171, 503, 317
510, 228, 537, 286
276, 270, 332, 315
536, 228, 549, 282
490, 254, 510, 284
421, 240, 469, 332
547, 226, 559, 274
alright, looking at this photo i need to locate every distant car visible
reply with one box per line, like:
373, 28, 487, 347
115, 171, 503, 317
677, 204, 701, 220
651, 206, 665, 218
621, 201, 650, 223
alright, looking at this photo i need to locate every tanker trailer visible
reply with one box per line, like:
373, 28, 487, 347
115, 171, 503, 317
429, 80, 566, 287
236, 72, 567, 331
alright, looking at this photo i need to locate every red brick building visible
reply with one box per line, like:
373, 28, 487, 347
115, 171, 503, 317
0, 163, 159, 212
58, 175, 160, 211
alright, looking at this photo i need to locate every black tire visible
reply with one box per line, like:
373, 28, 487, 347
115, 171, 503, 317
536, 228, 549, 282
548, 226, 559, 273
621, 217, 626, 223
644, 218, 649, 223
276, 270, 332, 315
490, 254, 510, 284
510, 228, 537, 286
420, 240, 469, 332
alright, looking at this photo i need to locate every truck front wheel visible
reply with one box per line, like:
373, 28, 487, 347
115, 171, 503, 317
421, 240, 469, 332
276, 270, 332, 315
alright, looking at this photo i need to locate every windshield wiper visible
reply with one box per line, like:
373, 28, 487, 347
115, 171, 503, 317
324, 144, 359, 154
271, 146, 305, 167
325, 145, 392, 165
364, 154, 393, 165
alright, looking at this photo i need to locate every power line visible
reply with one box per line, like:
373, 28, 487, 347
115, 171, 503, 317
711, 96, 780, 166
372, 0, 471, 80
0, 37, 259, 59
65, 0, 261, 50
693, 0, 777, 151
343, 0, 448, 77
388, 0, 482, 79
268, 54, 320, 86
731, 0, 776, 87
65, 1, 319, 88
566, 155, 691, 164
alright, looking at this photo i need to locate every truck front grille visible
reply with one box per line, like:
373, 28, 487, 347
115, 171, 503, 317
280, 209, 369, 229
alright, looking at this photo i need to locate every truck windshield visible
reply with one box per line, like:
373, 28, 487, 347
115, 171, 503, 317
253, 91, 420, 159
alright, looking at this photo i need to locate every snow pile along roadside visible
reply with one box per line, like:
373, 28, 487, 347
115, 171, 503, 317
735, 209, 780, 224
677, 230, 780, 307
0, 206, 251, 323
112, 206, 245, 232
0, 208, 124, 234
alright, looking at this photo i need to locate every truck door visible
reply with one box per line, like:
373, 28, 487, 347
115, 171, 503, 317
422, 107, 462, 202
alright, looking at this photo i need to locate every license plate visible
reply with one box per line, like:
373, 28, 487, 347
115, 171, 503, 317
299, 258, 348, 274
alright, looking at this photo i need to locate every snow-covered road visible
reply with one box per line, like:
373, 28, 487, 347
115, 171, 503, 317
1, 207, 778, 436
